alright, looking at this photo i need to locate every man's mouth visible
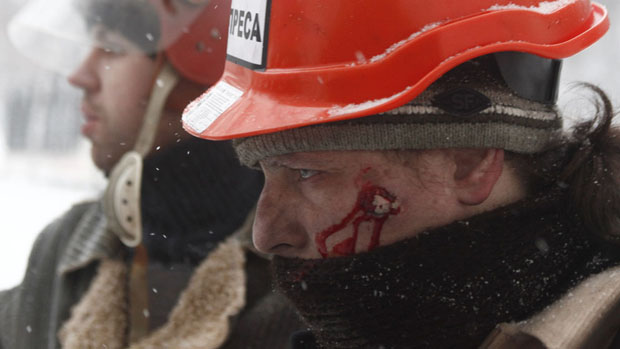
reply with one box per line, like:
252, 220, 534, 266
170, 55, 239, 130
80, 103, 100, 137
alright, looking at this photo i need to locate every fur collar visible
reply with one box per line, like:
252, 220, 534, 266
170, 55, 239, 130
59, 238, 246, 349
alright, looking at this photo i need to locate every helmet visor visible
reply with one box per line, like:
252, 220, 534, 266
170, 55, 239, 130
8, 0, 206, 75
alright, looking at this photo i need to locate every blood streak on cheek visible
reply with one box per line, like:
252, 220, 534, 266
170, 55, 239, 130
314, 182, 401, 258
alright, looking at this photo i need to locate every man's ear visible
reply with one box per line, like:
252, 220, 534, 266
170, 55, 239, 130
452, 149, 504, 205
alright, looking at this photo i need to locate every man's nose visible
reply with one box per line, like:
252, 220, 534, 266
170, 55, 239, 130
252, 181, 313, 258
67, 49, 100, 92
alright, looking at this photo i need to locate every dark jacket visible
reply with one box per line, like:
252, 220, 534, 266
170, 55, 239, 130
1, 201, 303, 349
1, 139, 303, 348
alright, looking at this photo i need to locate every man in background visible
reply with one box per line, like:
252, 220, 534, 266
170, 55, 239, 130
0, 1, 301, 348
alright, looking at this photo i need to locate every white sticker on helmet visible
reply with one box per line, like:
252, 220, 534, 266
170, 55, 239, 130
183, 81, 244, 133
226, 0, 270, 70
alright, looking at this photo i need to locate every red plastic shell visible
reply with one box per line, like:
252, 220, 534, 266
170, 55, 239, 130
162, 0, 231, 85
184, 0, 609, 139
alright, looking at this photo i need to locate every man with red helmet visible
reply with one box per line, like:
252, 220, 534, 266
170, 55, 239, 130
0, 0, 301, 348
184, 0, 620, 347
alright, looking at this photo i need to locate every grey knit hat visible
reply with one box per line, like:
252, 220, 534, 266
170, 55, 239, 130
234, 55, 562, 167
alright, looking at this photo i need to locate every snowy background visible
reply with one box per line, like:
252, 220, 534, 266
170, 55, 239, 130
0, 0, 105, 290
1, 0, 619, 290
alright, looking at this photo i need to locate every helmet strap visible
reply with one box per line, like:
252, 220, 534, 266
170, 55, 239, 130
134, 59, 180, 156
101, 59, 180, 342
128, 243, 150, 343
103, 59, 180, 248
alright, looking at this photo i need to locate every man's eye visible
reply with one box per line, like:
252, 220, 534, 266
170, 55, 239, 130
298, 169, 320, 180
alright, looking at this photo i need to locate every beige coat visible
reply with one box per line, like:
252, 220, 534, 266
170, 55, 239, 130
481, 265, 620, 349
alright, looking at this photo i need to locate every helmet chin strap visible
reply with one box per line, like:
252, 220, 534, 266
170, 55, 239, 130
103, 61, 180, 343
103, 61, 180, 248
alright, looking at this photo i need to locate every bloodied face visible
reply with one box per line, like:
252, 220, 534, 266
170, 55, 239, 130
254, 150, 469, 259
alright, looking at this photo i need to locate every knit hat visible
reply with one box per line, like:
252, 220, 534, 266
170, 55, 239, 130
234, 55, 562, 167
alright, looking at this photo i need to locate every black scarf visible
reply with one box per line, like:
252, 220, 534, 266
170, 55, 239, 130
274, 189, 620, 349
139, 138, 263, 265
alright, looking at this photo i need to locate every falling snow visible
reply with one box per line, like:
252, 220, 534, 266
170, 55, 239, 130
488, 0, 577, 14
370, 22, 443, 63
328, 87, 412, 116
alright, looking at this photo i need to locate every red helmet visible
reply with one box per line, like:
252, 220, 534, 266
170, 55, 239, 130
183, 0, 609, 140
9, 0, 230, 85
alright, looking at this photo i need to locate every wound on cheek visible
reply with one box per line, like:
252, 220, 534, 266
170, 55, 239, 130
315, 182, 401, 258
